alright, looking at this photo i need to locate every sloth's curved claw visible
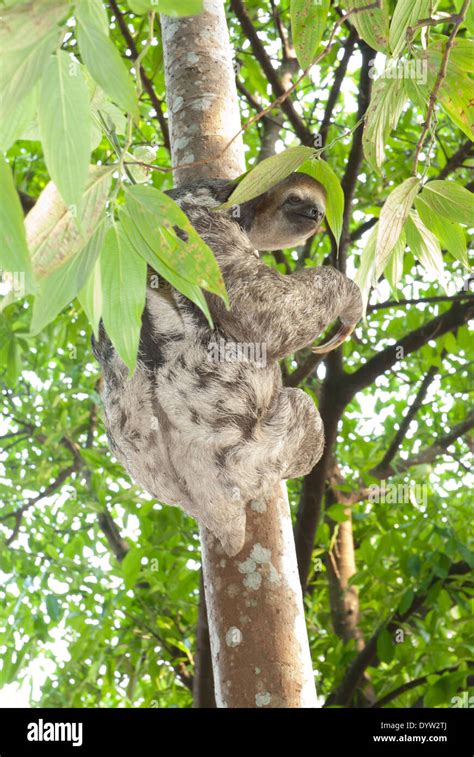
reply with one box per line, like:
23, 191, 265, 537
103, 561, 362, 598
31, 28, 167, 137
311, 324, 355, 354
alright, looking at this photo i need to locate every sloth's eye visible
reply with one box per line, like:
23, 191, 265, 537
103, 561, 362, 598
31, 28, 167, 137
286, 194, 302, 205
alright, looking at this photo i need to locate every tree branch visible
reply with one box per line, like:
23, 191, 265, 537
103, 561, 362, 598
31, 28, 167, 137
319, 28, 357, 147
368, 293, 474, 313
371, 662, 474, 708
344, 299, 474, 403
230, 0, 314, 146
373, 411, 474, 479
325, 561, 471, 706
370, 364, 439, 477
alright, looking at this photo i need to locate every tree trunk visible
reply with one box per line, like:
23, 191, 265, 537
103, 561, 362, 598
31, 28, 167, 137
161, 0, 318, 708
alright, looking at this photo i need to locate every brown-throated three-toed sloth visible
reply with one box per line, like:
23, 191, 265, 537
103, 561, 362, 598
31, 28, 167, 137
92, 173, 362, 555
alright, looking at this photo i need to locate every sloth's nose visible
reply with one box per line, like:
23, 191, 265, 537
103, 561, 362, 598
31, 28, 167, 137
301, 202, 324, 221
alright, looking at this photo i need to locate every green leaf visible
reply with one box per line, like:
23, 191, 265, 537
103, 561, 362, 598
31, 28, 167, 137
46, 595, 61, 622
424, 675, 459, 707
298, 159, 344, 249
39, 51, 91, 215
376, 178, 420, 274
341, 0, 389, 52
124, 185, 227, 301
31, 220, 106, 333
415, 196, 468, 268
376, 627, 395, 664
290, 0, 330, 69
419, 49, 474, 140
389, 0, 434, 57
405, 210, 445, 287
0, 87, 37, 152
100, 224, 147, 372
121, 547, 143, 589
0, 0, 68, 53
76, 10, 138, 116
383, 231, 405, 297
26, 165, 112, 278
0, 155, 35, 294
120, 209, 213, 327
0, 29, 60, 119
221, 146, 315, 208
75, 0, 109, 35
398, 588, 414, 615
355, 221, 378, 317
128, 0, 202, 13
325, 503, 350, 523
78, 257, 103, 337
363, 75, 406, 171
420, 181, 474, 227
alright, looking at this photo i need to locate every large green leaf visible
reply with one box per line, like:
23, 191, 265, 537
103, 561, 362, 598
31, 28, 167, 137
26, 166, 112, 278
290, 0, 330, 69
75, 0, 109, 35
39, 51, 91, 215
363, 75, 406, 171
124, 185, 227, 301
78, 257, 103, 337
0, 88, 37, 152
389, 0, 435, 57
0, 29, 60, 119
120, 208, 213, 326
31, 220, 106, 333
0, 0, 68, 53
416, 47, 474, 140
376, 178, 420, 273
298, 159, 344, 249
415, 196, 468, 268
382, 231, 406, 298
76, 9, 138, 116
420, 180, 474, 227
100, 224, 147, 372
405, 210, 446, 287
220, 146, 314, 208
342, 0, 389, 52
0, 155, 35, 294
355, 221, 378, 317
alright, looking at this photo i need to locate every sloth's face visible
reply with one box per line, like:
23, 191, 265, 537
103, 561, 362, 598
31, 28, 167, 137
282, 190, 325, 239
246, 175, 327, 251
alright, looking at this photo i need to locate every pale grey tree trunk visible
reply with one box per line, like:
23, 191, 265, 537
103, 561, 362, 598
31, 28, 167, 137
161, 0, 318, 708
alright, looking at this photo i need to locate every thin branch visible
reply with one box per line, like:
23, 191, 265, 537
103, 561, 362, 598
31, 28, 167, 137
372, 662, 474, 708
437, 140, 473, 179
370, 364, 439, 477
344, 299, 474, 402
230, 0, 313, 145
374, 411, 474, 479
337, 41, 377, 271
350, 216, 378, 243
368, 293, 474, 313
1, 463, 79, 545
319, 28, 357, 147
325, 561, 471, 706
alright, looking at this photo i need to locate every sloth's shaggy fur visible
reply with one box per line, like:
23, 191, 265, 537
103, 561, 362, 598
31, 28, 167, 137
92, 174, 362, 555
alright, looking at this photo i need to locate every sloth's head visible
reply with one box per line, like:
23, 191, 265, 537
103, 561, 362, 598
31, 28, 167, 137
241, 173, 326, 251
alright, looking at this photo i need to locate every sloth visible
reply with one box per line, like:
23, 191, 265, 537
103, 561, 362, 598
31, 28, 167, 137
92, 173, 362, 556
